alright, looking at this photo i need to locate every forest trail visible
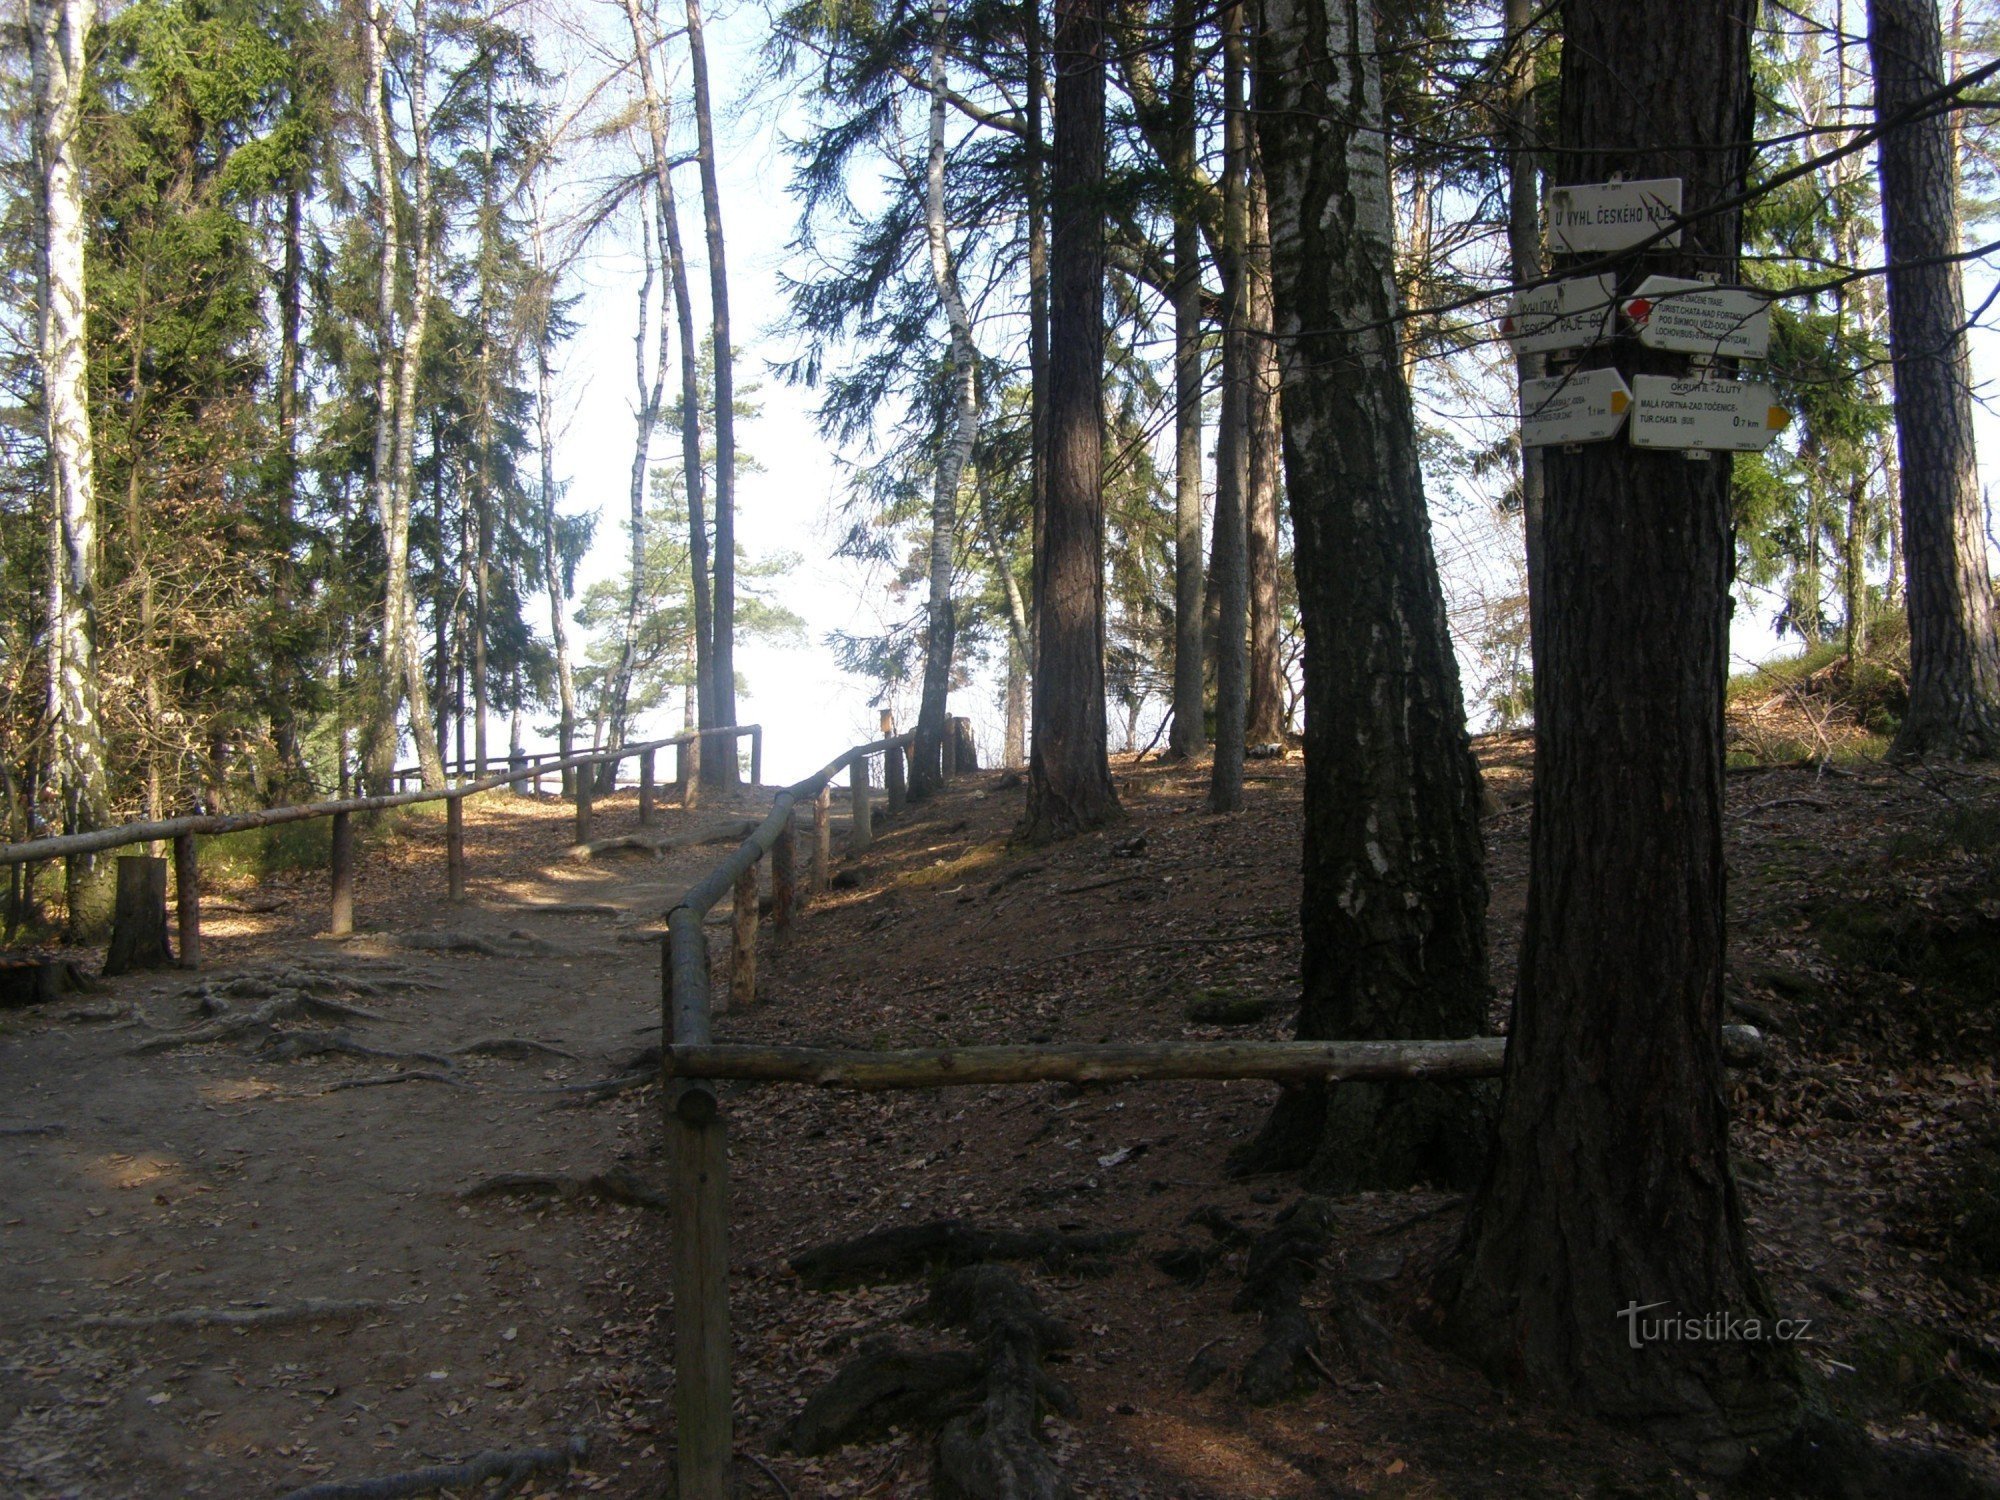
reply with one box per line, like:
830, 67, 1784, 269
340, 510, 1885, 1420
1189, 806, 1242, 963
4, 748, 2000, 1496
0, 783, 787, 1499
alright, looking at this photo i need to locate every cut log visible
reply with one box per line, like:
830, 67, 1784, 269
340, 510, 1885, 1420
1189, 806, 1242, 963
104, 856, 173, 976
672, 1027, 1767, 1092
567, 819, 758, 863
790, 1220, 1136, 1291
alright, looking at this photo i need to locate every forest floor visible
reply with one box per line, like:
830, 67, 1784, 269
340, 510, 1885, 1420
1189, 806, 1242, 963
3, 733, 1999, 1497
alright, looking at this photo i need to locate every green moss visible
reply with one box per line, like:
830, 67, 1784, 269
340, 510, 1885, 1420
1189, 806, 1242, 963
1836, 1317, 1991, 1429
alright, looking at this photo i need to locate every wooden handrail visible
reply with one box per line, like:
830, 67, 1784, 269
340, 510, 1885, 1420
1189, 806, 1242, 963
0, 724, 759, 867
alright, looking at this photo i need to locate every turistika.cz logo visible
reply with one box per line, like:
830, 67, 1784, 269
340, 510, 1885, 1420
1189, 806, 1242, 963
1617, 1302, 1814, 1350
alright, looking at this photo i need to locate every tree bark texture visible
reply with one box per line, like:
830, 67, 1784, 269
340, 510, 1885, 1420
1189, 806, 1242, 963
1442, 0, 1802, 1469
686, 0, 738, 784
1244, 139, 1287, 747
1023, 0, 1120, 842
1167, 0, 1206, 760
1208, 3, 1250, 813
1248, 0, 1489, 1193
913, 1, 980, 800
1870, 0, 2000, 758
30, 0, 114, 938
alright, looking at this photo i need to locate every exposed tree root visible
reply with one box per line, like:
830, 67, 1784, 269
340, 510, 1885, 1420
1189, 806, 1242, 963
781, 1342, 986, 1455
1746, 1410, 1997, 1499
790, 1220, 1136, 1290
568, 818, 756, 862
260, 1032, 453, 1068
1232, 1197, 1339, 1405
130, 994, 385, 1055
0, 1122, 65, 1138
389, 931, 554, 959
322, 1069, 461, 1093
544, 1045, 658, 1104
1151, 1206, 1255, 1287
460, 1164, 669, 1212
453, 1036, 576, 1062
277, 1434, 588, 1500
506, 901, 624, 916
76, 1298, 383, 1330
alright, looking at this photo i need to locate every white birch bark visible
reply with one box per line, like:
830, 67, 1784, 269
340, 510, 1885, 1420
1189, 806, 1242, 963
30, 0, 113, 934
913, 0, 980, 795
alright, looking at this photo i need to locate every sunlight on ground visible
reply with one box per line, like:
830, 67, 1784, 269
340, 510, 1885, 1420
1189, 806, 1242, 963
198, 1079, 280, 1105
1116, 1410, 1317, 1496
79, 1149, 183, 1191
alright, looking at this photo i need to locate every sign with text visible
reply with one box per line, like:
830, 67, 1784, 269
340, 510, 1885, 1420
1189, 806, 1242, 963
1503, 275, 1618, 355
1521, 368, 1633, 447
1628, 376, 1789, 452
1546, 178, 1683, 254
1623, 277, 1771, 359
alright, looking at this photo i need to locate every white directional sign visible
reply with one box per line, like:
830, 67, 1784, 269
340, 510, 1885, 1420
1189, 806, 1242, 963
1622, 276, 1771, 359
1628, 376, 1789, 452
1520, 368, 1633, 447
1545, 178, 1683, 254
1503, 275, 1618, 355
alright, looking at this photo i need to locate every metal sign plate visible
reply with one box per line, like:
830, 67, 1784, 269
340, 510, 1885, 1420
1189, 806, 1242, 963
1623, 276, 1771, 359
1628, 376, 1789, 451
1504, 275, 1618, 355
1545, 178, 1683, 254
1521, 368, 1634, 447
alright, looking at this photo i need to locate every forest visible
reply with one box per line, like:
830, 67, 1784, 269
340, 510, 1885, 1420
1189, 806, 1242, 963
4, 0, 2000, 1491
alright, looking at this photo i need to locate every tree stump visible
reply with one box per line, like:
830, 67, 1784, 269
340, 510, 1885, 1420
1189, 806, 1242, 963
104, 855, 173, 976
949, 716, 980, 772
0, 955, 93, 1008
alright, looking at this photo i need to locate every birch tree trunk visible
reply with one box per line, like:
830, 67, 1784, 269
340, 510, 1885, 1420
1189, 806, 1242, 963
30, 0, 114, 938
1870, 0, 2000, 758
1441, 0, 1803, 1461
1207, 0, 1250, 813
362, 0, 444, 792
1245, 0, 1488, 1190
912, 0, 981, 799
684, 0, 738, 782
1022, 0, 1119, 842
623, 0, 716, 769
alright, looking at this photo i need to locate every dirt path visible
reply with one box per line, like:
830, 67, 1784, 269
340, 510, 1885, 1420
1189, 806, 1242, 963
0, 785, 776, 1499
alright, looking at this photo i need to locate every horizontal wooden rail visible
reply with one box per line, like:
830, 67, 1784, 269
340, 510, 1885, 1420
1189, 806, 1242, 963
664, 1026, 1768, 1091
0, 724, 759, 867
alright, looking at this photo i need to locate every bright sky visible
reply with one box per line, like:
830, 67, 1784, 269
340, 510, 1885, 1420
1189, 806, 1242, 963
540, 3, 2000, 785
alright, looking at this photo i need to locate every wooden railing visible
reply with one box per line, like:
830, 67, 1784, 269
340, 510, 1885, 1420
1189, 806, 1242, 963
0, 724, 761, 964
387, 727, 763, 794
652, 725, 1768, 1500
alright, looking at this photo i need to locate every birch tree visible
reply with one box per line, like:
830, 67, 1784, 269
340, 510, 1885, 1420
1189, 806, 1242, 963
30, 0, 113, 935
910, 0, 981, 799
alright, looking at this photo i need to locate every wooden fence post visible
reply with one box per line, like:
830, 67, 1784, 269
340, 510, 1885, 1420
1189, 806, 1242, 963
731, 861, 759, 1009
749, 727, 762, 788
575, 766, 593, 845
849, 756, 872, 852
446, 796, 465, 901
664, 913, 731, 1500
771, 811, 796, 931
679, 737, 699, 811
330, 810, 354, 936
813, 786, 831, 893
884, 733, 906, 814
639, 749, 656, 826
534, 766, 545, 797
172, 832, 201, 970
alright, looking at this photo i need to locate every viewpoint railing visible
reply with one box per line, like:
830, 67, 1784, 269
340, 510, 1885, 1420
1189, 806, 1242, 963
0, 723, 761, 965
654, 726, 1769, 1500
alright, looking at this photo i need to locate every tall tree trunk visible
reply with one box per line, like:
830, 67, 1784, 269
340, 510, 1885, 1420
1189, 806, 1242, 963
531, 198, 579, 791
622, 0, 716, 768
1244, 0, 1488, 1190
608, 198, 671, 772
1502, 0, 1547, 631
1167, 0, 1205, 760
1243, 136, 1286, 747
1208, 0, 1249, 813
30, 0, 113, 938
362, 0, 444, 792
977, 473, 1032, 769
1026, 0, 1048, 680
269, 178, 309, 795
1022, 0, 1119, 842
685, 0, 738, 781
1871, 0, 2000, 758
1443, 0, 1803, 1465
913, 0, 981, 799
1845, 479, 1871, 657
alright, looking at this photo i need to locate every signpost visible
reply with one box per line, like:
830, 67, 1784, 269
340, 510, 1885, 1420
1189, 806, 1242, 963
1503, 275, 1618, 355
1627, 376, 1788, 452
1545, 178, 1683, 254
1622, 277, 1771, 359
1520, 368, 1633, 447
